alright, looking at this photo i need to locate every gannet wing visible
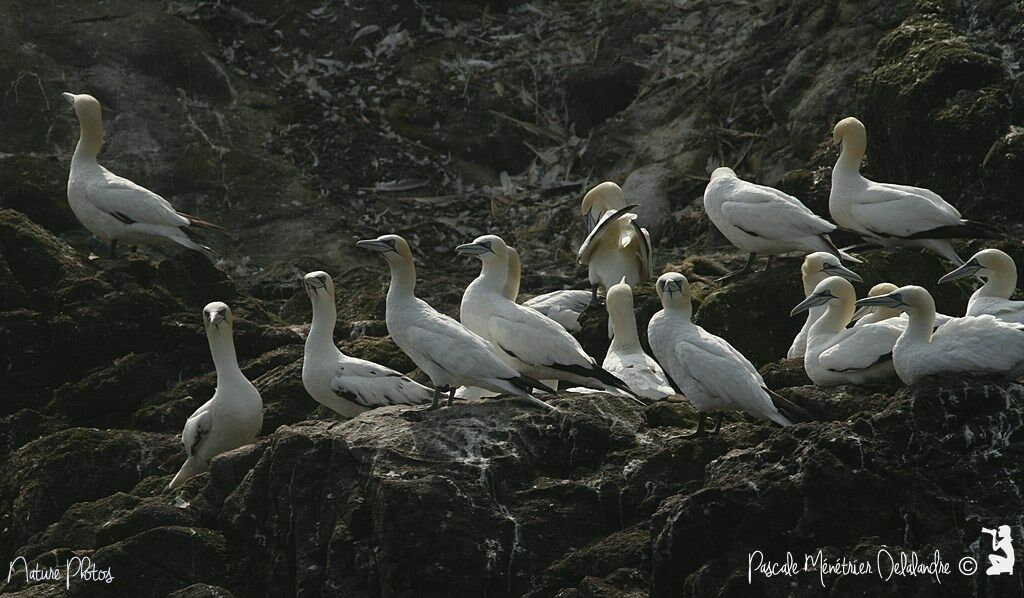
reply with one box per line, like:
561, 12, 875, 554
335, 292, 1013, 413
85, 171, 191, 229
578, 207, 634, 264
720, 186, 835, 240
182, 406, 212, 458
630, 222, 653, 280
849, 184, 962, 237
487, 305, 594, 369
818, 321, 901, 372
330, 357, 431, 407
523, 290, 591, 331
977, 301, 1024, 320
604, 351, 673, 399
406, 317, 519, 381
928, 316, 1024, 372
669, 330, 776, 414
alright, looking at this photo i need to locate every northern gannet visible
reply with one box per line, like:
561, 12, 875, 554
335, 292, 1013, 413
63, 93, 225, 257
851, 282, 953, 328
855, 286, 1024, 385
458, 235, 641, 402
790, 277, 902, 385
787, 252, 863, 358
577, 203, 653, 303
648, 273, 804, 436
704, 167, 854, 282
940, 248, 1024, 324
581, 181, 626, 234
830, 117, 1000, 264
357, 234, 555, 410
168, 302, 263, 490
302, 271, 433, 416
603, 279, 674, 400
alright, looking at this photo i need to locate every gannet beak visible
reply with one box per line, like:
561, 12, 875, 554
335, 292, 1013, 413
850, 306, 873, 321
790, 292, 834, 316
854, 293, 907, 309
938, 259, 982, 284
823, 263, 863, 283
208, 310, 227, 328
455, 242, 493, 256
62, 92, 76, 105
356, 239, 394, 253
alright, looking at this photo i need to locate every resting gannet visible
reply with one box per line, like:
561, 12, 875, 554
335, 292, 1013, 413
791, 277, 902, 385
940, 249, 1024, 324
648, 273, 805, 436
581, 181, 626, 234
787, 252, 863, 358
856, 286, 1024, 385
357, 234, 555, 410
302, 271, 433, 416
578, 204, 653, 303
168, 303, 263, 490
830, 117, 1000, 264
63, 93, 224, 257
704, 167, 855, 282
603, 279, 674, 400
458, 235, 641, 402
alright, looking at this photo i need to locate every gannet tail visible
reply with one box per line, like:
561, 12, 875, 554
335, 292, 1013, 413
180, 212, 228, 232
906, 220, 1003, 241
168, 456, 208, 490
500, 377, 557, 410
764, 387, 812, 426
819, 233, 862, 264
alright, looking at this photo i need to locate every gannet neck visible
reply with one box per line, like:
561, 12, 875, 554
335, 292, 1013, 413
978, 257, 1017, 299
384, 255, 417, 299
208, 327, 245, 383
665, 299, 693, 321
835, 130, 866, 175
814, 298, 855, 334
504, 248, 521, 301
70, 98, 104, 162
607, 285, 640, 350
904, 305, 936, 343
307, 294, 339, 353
477, 254, 509, 293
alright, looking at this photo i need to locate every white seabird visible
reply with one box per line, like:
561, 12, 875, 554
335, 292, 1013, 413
168, 302, 263, 490
603, 279, 674, 400
302, 271, 433, 416
357, 234, 555, 410
581, 181, 626, 234
63, 93, 225, 257
704, 167, 855, 282
939, 248, 1024, 324
458, 235, 642, 402
790, 276, 902, 385
506, 244, 593, 334
855, 286, 1024, 385
787, 252, 863, 358
647, 273, 806, 436
577, 203, 653, 303
851, 282, 953, 329
830, 117, 1000, 265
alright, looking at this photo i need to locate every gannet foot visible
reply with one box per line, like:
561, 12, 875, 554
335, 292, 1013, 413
709, 412, 724, 434
715, 252, 757, 284
423, 387, 443, 411
446, 387, 456, 407
667, 413, 706, 439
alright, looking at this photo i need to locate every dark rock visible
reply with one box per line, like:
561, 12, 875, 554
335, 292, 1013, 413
566, 62, 646, 134
759, 357, 812, 389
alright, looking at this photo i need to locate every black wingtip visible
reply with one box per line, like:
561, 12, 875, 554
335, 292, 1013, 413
906, 221, 1003, 240
518, 375, 558, 395
765, 387, 813, 423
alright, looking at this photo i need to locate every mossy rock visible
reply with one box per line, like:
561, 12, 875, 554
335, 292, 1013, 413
0, 208, 83, 302
0, 156, 76, 232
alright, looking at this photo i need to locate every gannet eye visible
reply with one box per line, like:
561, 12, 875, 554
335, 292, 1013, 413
385, 239, 397, 248
482, 241, 492, 249
890, 293, 902, 302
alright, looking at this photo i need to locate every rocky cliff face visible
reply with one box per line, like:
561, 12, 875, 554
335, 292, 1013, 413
1, 0, 1023, 596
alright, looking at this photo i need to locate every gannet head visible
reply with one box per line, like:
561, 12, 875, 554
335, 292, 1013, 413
854, 285, 932, 315
802, 252, 863, 284
709, 167, 737, 181
62, 92, 102, 123
790, 276, 856, 316
455, 234, 508, 266
356, 234, 413, 264
851, 282, 899, 321
203, 301, 233, 332
303, 271, 335, 299
581, 181, 626, 217
939, 248, 1015, 284
606, 277, 634, 313
833, 116, 865, 145
656, 272, 690, 309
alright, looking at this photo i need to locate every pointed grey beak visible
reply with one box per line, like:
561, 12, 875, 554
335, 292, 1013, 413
208, 310, 227, 327
790, 292, 834, 316
662, 280, 684, 297
823, 263, 863, 283
854, 293, 906, 309
850, 306, 873, 321
939, 259, 982, 284
356, 239, 393, 253
62, 92, 76, 105
455, 242, 492, 256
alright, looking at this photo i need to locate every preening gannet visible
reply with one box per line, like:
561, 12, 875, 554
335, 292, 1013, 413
704, 167, 854, 282
940, 249, 1024, 324
302, 271, 433, 416
63, 93, 225, 257
578, 204, 653, 302
648, 273, 805, 436
603, 279, 674, 400
581, 181, 626, 234
855, 286, 1024, 385
357, 234, 555, 410
790, 277, 902, 385
830, 117, 1000, 264
787, 252, 863, 358
458, 235, 641, 402
168, 302, 263, 490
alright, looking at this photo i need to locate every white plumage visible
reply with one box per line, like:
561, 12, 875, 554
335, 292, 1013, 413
168, 302, 263, 490
787, 252, 863, 358
503, 245, 591, 332
855, 286, 1024, 385
791, 277, 901, 385
830, 117, 998, 265
647, 273, 793, 434
581, 181, 627, 234
301, 271, 432, 417
852, 282, 953, 329
357, 234, 553, 410
458, 235, 638, 400
63, 93, 223, 256
578, 204, 653, 297
939, 248, 1024, 324
603, 279, 673, 400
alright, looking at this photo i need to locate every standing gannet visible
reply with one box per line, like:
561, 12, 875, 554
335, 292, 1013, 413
577, 204, 653, 303
829, 117, 1000, 264
603, 279, 674, 400
787, 252, 863, 358
790, 277, 903, 385
704, 167, 854, 282
357, 234, 555, 410
581, 181, 626, 233
63, 93, 225, 257
302, 271, 433, 416
855, 286, 1024, 384
648, 273, 805, 436
168, 302, 263, 490
458, 235, 641, 402
940, 249, 1024, 324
